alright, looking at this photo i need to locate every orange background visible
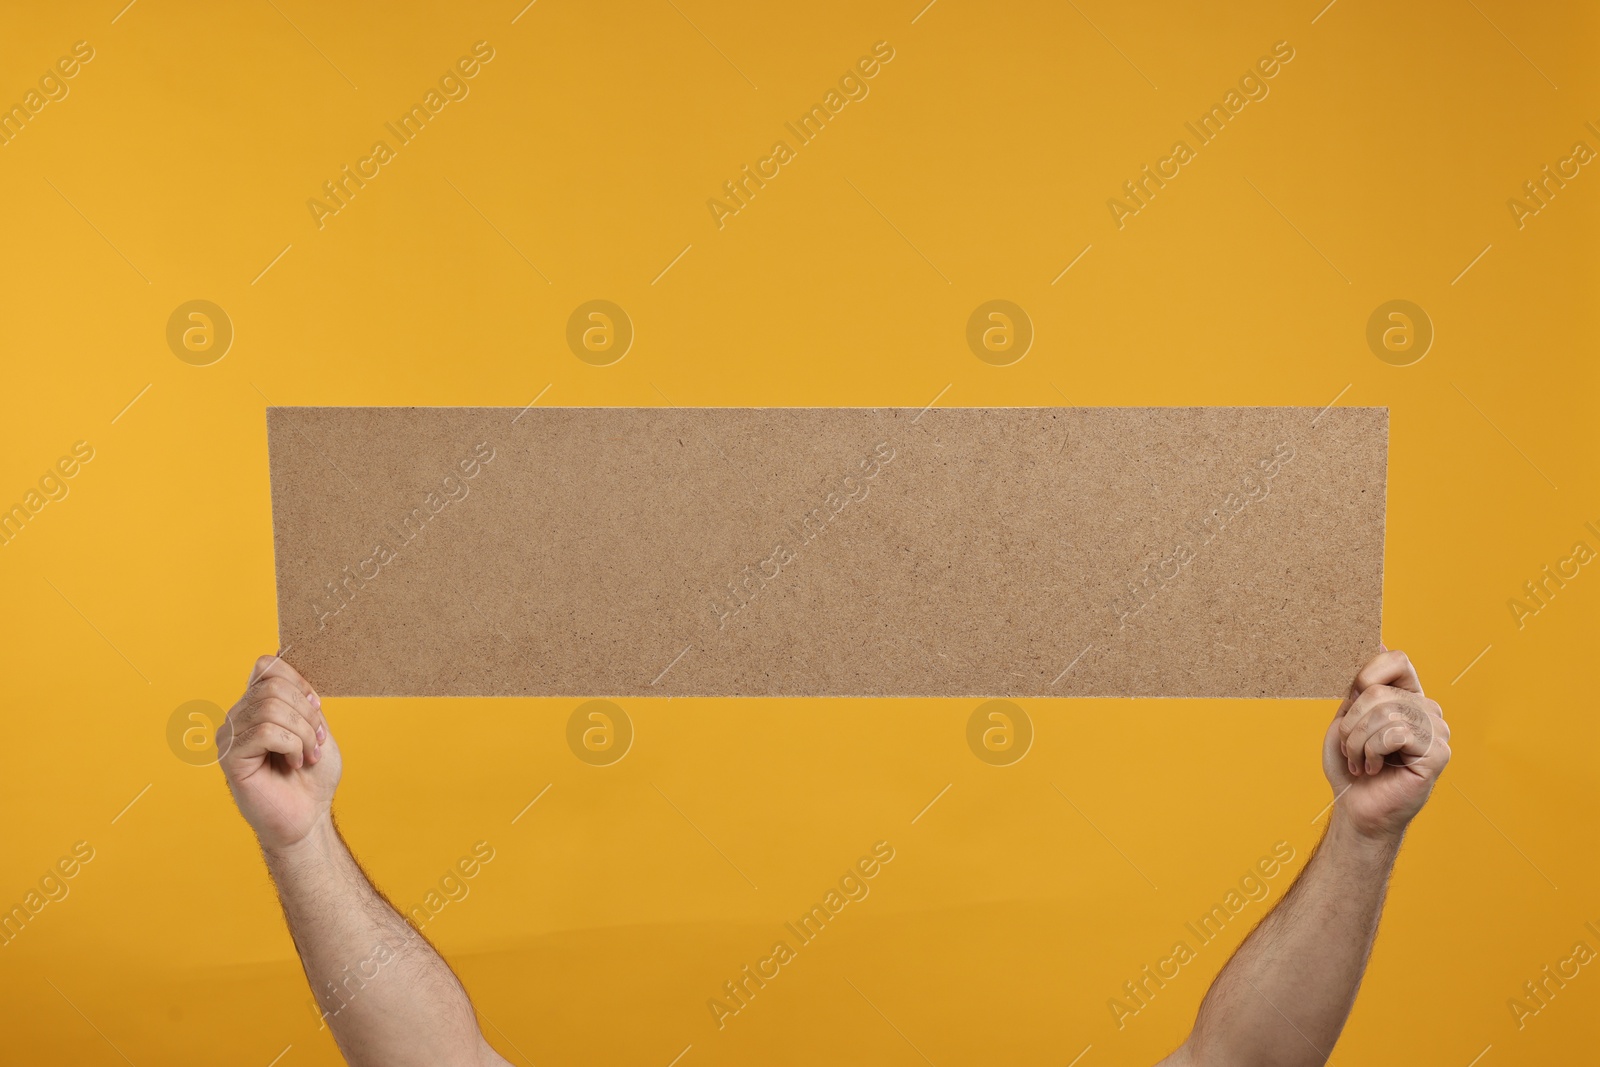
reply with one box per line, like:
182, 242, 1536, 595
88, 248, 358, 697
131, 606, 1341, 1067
0, 1, 1595, 1063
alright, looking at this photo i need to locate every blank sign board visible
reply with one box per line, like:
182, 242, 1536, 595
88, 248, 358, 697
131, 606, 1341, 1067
266, 406, 1387, 698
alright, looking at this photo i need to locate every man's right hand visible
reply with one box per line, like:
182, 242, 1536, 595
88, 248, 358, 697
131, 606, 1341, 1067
1324, 648, 1451, 841
218, 655, 339, 853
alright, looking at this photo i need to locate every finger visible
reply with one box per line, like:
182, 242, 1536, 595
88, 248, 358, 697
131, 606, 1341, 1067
1424, 739, 1452, 777
1339, 684, 1430, 739
248, 656, 327, 743
1331, 678, 1362, 724
249, 653, 321, 705
239, 697, 319, 767
253, 680, 327, 760
1340, 686, 1437, 774
251, 675, 320, 735
249, 652, 301, 687
256, 698, 320, 766
1353, 707, 1434, 775
1338, 684, 1410, 754
1352, 649, 1424, 697
1362, 716, 1435, 775
1362, 725, 1410, 775
1331, 643, 1394, 721
228, 717, 308, 769
252, 676, 313, 718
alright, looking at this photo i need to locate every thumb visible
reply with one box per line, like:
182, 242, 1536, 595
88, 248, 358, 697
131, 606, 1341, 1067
1334, 639, 1388, 722
1333, 685, 1356, 722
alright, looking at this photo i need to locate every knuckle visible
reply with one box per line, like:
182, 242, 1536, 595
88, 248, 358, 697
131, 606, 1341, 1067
256, 701, 306, 739
263, 677, 300, 704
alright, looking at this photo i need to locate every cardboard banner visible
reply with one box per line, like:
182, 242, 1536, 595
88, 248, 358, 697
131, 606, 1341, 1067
266, 406, 1386, 698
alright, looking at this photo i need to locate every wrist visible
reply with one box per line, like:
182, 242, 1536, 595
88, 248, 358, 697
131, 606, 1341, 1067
1327, 807, 1405, 862
260, 810, 338, 868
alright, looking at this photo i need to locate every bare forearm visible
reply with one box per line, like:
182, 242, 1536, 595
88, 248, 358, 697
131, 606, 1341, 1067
1153, 649, 1450, 1067
263, 814, 492, 1066
1178, 815, 1401, 1066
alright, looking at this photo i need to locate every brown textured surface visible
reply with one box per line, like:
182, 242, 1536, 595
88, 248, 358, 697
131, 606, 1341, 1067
266, 406, 1386, 697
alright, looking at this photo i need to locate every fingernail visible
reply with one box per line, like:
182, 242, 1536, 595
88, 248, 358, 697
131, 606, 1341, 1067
316, 724, 327, 743
310, 691, 322, 710
313, 744, 321, 760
